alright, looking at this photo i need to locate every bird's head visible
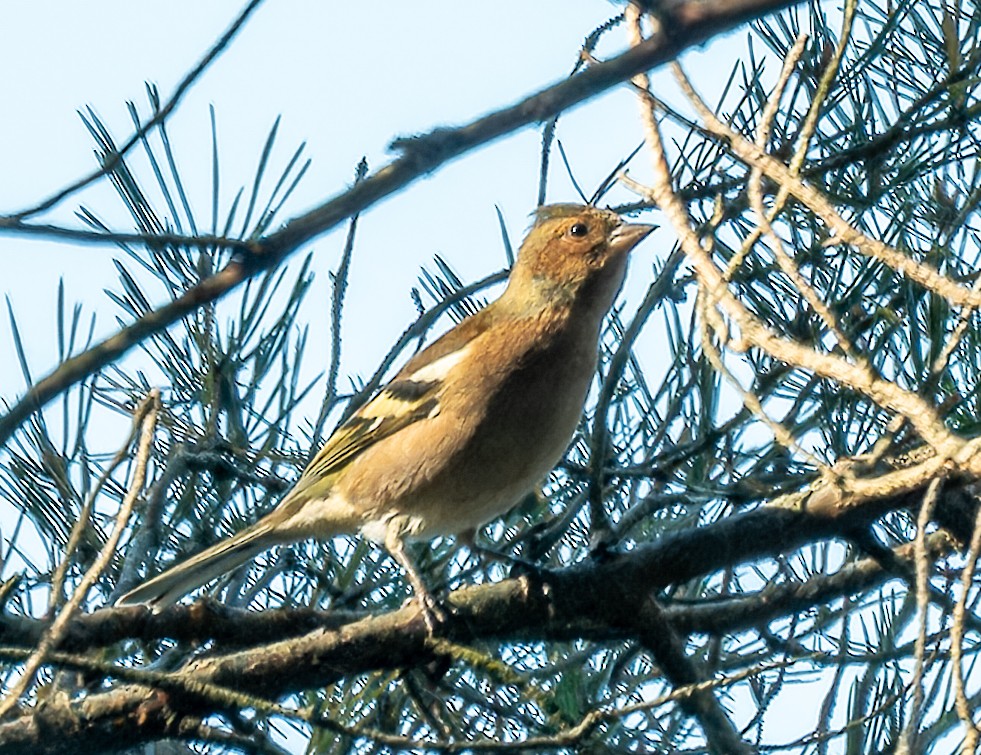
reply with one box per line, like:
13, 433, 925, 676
501, 204, 656, 316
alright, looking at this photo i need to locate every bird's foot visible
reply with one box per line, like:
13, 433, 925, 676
385, 531, 448, 634
416, 589, 447, 634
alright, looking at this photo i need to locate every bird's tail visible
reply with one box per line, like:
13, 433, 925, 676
115, 523, 278, 609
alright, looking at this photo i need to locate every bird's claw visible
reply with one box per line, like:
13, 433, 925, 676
417, 590, 447, 634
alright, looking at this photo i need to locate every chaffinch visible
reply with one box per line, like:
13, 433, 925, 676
117, 204, 655, 627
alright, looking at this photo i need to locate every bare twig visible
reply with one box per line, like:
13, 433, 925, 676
903, 477, 944, 752
697, 288, 827, 472
672, 64, 981, 312
312, 158, 368, 445
587, 247, 685, 543
6, 0, 266, 222
0, 221, 250, 251
951, 506, 981, 752
0, 390, 159, 719
48, 398, 156, 611
747, 33, 857, 356
651, 62, 959, 455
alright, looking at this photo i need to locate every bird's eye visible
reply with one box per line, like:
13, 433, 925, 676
569, 222, 589, 237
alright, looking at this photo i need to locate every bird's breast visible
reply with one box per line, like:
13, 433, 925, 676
343, 323, 598, 537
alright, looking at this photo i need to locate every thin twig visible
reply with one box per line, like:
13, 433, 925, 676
312, 158, 368, 445
8, 0, 267, 222
48, 398, 155, 611
0, 390, 159, 719
903, 477, 944, 752
587, 247, 684, 543
672, 63, 981, 312
0, 221, 250, 251
697, 287, 827, 472
951, 506, 981, 752
622, 10, 751, 755
747, 33, 857, 356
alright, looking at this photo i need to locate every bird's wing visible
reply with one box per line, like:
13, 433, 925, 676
301, 375, 443, 481
279, 308, 495, 511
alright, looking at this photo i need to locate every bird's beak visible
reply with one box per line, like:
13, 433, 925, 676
609, 222, 657, 254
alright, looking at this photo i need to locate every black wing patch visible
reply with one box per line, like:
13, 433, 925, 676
385, 379, 440, 402
298, 384, 441, 482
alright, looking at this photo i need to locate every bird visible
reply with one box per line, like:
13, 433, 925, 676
116, 204, 655, 628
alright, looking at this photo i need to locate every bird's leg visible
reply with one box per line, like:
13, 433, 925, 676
384, 529, 445, 633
